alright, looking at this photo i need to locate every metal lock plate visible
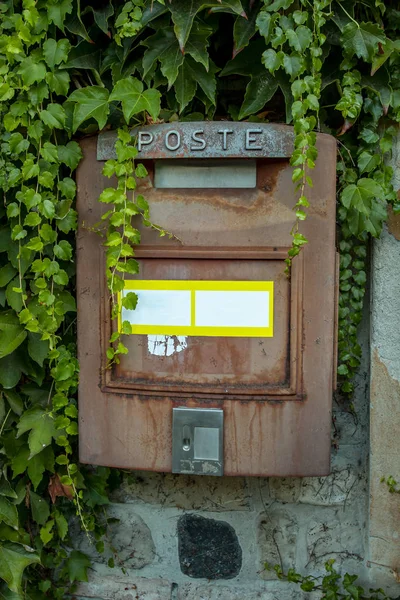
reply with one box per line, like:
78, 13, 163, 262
172, 408, 223, 476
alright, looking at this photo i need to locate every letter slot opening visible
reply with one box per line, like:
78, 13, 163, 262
154, 159, 257, 189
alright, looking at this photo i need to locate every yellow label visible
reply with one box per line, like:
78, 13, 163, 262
118, 280, 274, 338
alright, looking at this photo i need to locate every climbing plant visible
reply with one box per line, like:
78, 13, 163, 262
0, 0, 399, 597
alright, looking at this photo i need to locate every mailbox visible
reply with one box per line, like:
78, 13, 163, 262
77, 122, 337, 477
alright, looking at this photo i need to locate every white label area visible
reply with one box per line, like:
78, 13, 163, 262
119, 280, 273, 337
121, 289, 191, 327
195, 290, 270, 328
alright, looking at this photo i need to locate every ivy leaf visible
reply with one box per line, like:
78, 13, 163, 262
0, 311, 27, 359
175, 57, 217, 111
16, 407, 58, 458
91, 3, 114, 34
64, 41, 101, 71
109, 78, 161, 122
28, 333, 49, 367
18, 58, 47, 87
341, 178, 383, 214
55, 511, 68, 540
263, 0, 294, 10
283, 53, 305, 80
47, 0, 73, 32
0, 543, 40, 593
286, 25, 313, 53
68, 87, 110, 132
233, 1, 260, 57
0, 265, 17, 288
46, 70, 70, 97
27, 447, 54, 491
0, 497, 18, 529
58, 141, 83, 170
185, 21, 213, 71
0, 351, 24, 389
40, 104, 66, 130
67, 550, 91, 583
43, 39, 71, 70
239, 71, 278, 119
142, 28, 184, 88
357, 151, 380, 174
168, 0, 245, 51
341, 22, 386, 62
221, 38, 265, 76
29, 491, 50, 525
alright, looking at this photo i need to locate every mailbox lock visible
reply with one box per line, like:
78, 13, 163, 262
182, 425, 191, 451
172, 408, 224, 476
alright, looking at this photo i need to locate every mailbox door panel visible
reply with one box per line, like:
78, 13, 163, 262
77, 129, 336, 476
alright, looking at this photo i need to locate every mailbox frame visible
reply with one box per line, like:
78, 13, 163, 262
77, 123, 337, 477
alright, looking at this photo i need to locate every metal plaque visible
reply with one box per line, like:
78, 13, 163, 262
172, 408, 224, 476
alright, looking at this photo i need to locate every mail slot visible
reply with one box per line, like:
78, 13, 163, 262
77, 122, 337, 477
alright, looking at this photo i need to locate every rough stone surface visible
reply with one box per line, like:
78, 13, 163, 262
74, 506, 155, 569
76, 576, 172, 599
176, 583, 302, 599
257, 509, 298, 580
177, 514, 242, 579
111, 471, 249, 511
368, 134, 400, 594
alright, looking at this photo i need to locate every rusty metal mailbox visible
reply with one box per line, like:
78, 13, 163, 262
77, 122, 337, 477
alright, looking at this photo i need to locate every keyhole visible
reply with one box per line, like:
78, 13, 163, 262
182, 425, 191, 451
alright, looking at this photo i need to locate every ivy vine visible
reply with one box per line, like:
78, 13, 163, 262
0, 0, 399, 597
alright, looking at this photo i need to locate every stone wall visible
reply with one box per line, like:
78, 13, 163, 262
74, 332, 372, 600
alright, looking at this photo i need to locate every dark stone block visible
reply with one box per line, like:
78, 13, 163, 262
177, 514, 242, 580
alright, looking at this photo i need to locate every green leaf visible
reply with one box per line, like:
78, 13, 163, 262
28, 333, 49, 367
341, 178, 383, 212
40, 520, 54, 546
168, 0, 245, 51
48, 0, 73, 31
0, 265, 17, 288
40, 104, 66, 130
0, 312, 27, 359
357, 151, 380, 174
91, 3, 114, 34
54, 240, 73, 261
283, 53, 305, 80
43, 39, 71, 69
341, 22, 386, 62
68, 87, 110, 132
29, 491, 50, 526
16, 408, 58, 458
110, 78, 161, 122
286, 25, 312, 52
239, 72, 278, 119
3, 391, 23, 416
64, 41, 101, 71
55, 511, 68, 540
121, 292, 138, 310
0, 498, 18, 529
58, 141, 82, 170
175, 57, 217, 112
46, 70, 71, 96
262, 48, 283, 74
18, 58, 46, 87
0, 543, 40, 593
0, 352, 24, 389
263, 0, 294, 10
233, 1, 259, 56
142, 28, 184, 88
27, 447, 54, 490
67, 550, 91, 583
